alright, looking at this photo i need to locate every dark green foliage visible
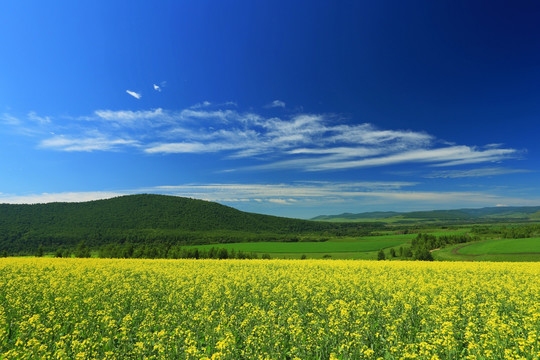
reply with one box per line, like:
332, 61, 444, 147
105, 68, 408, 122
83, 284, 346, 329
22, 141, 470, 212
36, 245, 44, 257
0, 194, 374, 255
377, 249, 386, 260
217, 248, 229, 259
75, 241, 91, 258
471, 224, 540, 239
410, 233, 476, 261
389, 248, 396, 257
403, 247, 413, 258
403, 210, 472, 220
413, 247, 434, 261
312, 206, 540, 223
261, 253, 272, 259
301, 254, 307, 259
97, 243, 260, 260
412, 233, 474, 252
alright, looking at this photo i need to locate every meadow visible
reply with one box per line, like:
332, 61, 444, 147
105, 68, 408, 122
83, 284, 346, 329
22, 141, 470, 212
0, 258, 538, 359
181, 236, 410, 256
457, 237, 540, 255
433, 237, 540, 262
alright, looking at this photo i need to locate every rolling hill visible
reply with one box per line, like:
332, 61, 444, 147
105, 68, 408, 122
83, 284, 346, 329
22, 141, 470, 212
312, 206, 540, 223
0, 194, 370, 254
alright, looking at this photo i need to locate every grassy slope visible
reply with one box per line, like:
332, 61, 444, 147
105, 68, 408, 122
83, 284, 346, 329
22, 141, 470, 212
182, 239, 407, 254
434, 240, 540, 262
457, 237, 540, 254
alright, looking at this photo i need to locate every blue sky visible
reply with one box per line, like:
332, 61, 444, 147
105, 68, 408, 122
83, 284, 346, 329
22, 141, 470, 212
1, 0, 539, 218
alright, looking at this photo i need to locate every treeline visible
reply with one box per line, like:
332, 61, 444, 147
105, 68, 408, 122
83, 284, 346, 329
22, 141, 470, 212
377, 233, 476, 261
0, 227, 382, 256
407, 233, 476, 260
471, 224, 540, 239
27, 242, 272, 260
97, 244, 270, 260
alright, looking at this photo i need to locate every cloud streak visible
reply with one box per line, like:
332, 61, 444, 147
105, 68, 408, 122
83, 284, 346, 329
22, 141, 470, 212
5, 104, 522, 171
126, 90, 142, 99
2, 182, 538, 217
40, 134, 138, 152
265, 100, 286, 108
425, 167, 530, 178
0, 191, 125, 204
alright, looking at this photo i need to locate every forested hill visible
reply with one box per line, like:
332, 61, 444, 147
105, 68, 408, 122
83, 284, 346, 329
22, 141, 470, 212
0, 194, 372, 254
312, 206, 540, 222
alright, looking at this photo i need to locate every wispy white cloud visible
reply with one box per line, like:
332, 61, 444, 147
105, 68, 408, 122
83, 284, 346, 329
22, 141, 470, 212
1, 113, 44, 136
153, 81, 166, 92
0, 191, 125, 204
426, 167, 530, 178
146, 182, 540, 214
40, 134, 138, 152
0, 113, 21, 126
145, 142, 224, 154
126, 90, 142, 99
190, 101, 212, 109
95, 108, 164, 120
6, 103, 522, 172
94, 108, 167, 128
302, 146, 518, 172
265, 100, 286, 108
2, 182, 539, 216
27, 111, 51, 124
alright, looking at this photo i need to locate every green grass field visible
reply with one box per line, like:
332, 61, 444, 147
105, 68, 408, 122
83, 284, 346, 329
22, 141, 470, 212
335, 233, 417, 242
457, 237, 540, 254
433, 238, 540, 262
183, 239, 407, 254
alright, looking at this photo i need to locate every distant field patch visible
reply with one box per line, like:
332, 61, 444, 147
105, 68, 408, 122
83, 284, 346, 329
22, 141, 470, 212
183, 240, 406, 253
457, 237, 540, 255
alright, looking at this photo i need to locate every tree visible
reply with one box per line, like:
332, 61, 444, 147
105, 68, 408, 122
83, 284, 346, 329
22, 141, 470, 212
377, 249, 386, 260
75, 241, 91, 258
414, 247, 434, 261
403, 247, 413, 258
217, 248, 229, 259
389, 248, 396, 257
36, 245, 44, 257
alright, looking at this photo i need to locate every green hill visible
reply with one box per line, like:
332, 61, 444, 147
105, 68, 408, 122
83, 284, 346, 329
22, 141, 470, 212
312, 206, 540, 223
0, 194, 369, 254
312, 211, 401, 221
402, 210, 472, 220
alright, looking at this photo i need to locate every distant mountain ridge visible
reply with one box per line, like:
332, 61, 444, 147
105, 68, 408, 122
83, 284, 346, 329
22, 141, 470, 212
312, 211, 401, 220
312, 206, 540, 222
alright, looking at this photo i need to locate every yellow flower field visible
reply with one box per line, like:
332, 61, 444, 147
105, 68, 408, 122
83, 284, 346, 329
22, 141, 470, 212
0, 258, 538, 359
